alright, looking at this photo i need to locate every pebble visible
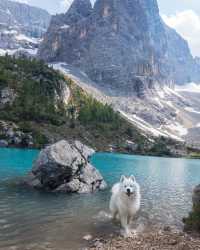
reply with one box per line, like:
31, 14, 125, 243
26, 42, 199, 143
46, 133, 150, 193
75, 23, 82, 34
83, 234, 93, 241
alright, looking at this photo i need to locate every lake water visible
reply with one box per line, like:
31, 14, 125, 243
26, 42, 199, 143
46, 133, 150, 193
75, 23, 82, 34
0, 149, 200, 250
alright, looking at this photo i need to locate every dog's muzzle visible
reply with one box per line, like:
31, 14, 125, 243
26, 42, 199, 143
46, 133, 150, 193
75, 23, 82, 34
126, 189, 131, 197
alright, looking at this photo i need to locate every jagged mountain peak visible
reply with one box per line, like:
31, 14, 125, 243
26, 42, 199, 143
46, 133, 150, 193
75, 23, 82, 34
68, 0, 92, 15
64, 0, 93, 24
93, 0, 159, 16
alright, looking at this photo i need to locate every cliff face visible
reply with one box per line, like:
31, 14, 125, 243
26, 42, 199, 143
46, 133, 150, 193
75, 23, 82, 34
38, 0, 200, 96
0, 0, 50, 37
163, 24, 200, 84
0, 0, 50, 55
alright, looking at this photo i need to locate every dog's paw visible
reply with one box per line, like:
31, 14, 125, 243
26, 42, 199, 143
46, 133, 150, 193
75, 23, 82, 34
130, 229, 137, 236
120, 229, 132, 238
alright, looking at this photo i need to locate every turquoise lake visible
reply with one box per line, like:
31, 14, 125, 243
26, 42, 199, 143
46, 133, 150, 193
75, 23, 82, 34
0, 148, 200, 250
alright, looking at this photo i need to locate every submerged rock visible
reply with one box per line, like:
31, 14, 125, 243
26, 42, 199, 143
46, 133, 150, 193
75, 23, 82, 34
23, 140, 107, 193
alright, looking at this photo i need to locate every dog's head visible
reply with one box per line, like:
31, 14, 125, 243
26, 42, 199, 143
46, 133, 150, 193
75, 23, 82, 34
120, 175, 138, 197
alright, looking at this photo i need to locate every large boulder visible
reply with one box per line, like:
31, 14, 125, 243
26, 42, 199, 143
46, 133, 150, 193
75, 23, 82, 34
24, 140, 107, 193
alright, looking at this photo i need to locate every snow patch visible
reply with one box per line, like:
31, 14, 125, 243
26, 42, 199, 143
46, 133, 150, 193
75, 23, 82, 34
62, 85, 70, 105
165, 122, 188, 136
2, 30, 17, 35
153, 97, 164, 108
0, 48, 17, 55
0, 48, 38, 56
16, 34, 40, 44
120, 110, 184, 141
185, 107, 200, 114
175, 82, 200, 93
164, 86, 185, 100
156, 89, 165, 99
60, 25, 70, 29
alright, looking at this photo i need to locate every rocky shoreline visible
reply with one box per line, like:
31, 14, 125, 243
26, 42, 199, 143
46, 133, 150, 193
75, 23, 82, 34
0, 120, 34, 148
87, 184, 200, 250
87, 228, 200, 250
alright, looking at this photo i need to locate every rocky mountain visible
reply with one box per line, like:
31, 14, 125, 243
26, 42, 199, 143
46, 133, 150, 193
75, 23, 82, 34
38, 0, 200, 146
0, 0, 50, 56
39, 0, 200, 94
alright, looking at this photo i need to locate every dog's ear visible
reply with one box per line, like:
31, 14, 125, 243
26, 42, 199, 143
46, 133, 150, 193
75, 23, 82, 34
120, 175, 126, 183
130, 175, 135, 182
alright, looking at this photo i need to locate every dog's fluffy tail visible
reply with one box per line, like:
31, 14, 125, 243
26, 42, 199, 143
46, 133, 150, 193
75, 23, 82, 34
111, 183, 120, 194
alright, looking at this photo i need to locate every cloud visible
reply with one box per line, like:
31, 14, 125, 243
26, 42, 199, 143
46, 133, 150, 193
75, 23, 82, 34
162, 10, 200, 57
13, 0, 29, 3
60, 0, 73, 11
59, 0, 96, 12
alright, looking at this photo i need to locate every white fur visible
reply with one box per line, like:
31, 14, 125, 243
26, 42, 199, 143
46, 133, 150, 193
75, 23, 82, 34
109, 175, 141, 237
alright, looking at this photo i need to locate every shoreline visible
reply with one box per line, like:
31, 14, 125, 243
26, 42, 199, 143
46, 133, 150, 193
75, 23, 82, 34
88, 227, 200, 250
1, 146, 200, 160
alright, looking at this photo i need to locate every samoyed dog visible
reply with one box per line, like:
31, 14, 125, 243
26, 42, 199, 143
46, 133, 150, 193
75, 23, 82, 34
109, 175, 141, 237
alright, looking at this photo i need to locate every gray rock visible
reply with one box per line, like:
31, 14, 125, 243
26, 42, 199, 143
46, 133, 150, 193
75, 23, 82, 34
99, 180, 108, 191
78, 182, 92, 194
23, 172, 42, 189
24, 140, 107, 193
83, 234, 93, 241
74, 140, 95, 160
6, 128, 15, 138
13, 136, 22, 145
79, 163, 102, 185
0, 120, 35, 147
32, 140, 85, 177
192, 184, 200, 209
0, 140, 8, 147
55, 179, 80, 193
125, 140, 138, 152
0, 87, 16, 106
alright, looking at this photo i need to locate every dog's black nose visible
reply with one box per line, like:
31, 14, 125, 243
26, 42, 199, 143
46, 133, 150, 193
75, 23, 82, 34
127, 188, 131, 193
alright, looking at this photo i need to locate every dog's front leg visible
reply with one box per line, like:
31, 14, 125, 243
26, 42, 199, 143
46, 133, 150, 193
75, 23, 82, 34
127, 215, 132, 225
120, 214, 130, 238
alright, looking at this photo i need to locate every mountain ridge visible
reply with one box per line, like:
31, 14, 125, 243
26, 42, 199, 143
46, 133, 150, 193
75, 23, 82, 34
0, 0, 51, 56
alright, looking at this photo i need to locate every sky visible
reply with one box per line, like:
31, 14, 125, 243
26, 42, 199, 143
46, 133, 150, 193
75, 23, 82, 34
14, 0, 200, 57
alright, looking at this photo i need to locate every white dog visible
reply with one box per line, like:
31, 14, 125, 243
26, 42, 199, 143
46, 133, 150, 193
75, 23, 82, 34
109, 175, 141, 237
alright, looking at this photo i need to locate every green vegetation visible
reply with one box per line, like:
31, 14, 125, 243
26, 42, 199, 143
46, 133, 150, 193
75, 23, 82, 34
68, 82, 121, 128
0, 55, 66, 125
183, 207, 200, 232
148, 137, 172, 156
183, 184, 200, 232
